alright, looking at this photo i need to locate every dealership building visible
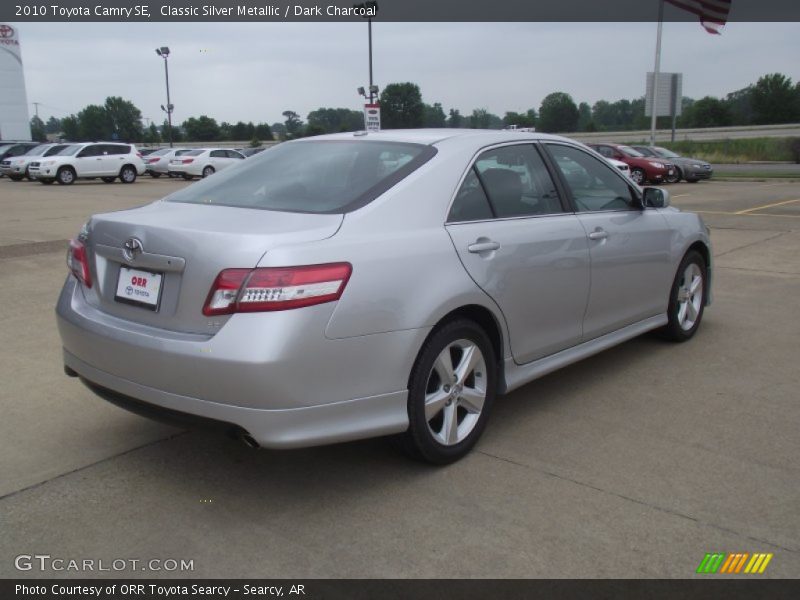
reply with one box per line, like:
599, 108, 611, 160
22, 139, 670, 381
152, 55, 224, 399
0, 23, 32, 141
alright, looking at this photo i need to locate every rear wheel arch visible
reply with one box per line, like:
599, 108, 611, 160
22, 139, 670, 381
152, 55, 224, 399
410, 304, 505, 393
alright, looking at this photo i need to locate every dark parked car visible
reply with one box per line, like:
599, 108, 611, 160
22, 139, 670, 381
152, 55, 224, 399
235, 147, 267, 158
0, 142, 41, 177
588, 143, 675, 185
631, 146, 713, 183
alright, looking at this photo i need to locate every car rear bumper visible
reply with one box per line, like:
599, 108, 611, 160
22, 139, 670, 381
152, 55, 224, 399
64, 350, 408, 448
56, 276, 421, 447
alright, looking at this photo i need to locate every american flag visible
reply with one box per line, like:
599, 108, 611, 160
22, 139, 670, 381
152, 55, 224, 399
666, 0, 732, 34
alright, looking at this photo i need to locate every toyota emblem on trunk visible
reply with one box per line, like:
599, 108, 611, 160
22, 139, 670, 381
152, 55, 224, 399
123, 237, 143, 261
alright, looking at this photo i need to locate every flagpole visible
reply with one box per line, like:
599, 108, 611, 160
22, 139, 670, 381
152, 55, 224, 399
650, 0, 664, 146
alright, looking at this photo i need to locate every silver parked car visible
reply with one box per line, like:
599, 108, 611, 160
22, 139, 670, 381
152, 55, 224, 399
57, 130, 712, 464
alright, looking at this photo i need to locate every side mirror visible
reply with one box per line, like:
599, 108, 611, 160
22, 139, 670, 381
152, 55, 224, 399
643, 187, 670, 208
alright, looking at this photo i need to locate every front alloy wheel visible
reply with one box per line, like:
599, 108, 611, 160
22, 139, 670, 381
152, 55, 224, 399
403, 319, 496, 464
630, 168, 646, 185
661, 250, 707, 341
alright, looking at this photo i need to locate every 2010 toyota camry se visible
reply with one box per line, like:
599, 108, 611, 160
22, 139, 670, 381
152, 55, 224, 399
57, 129, 712, 464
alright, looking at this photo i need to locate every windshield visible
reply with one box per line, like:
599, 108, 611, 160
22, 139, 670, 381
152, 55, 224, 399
619, 146, 645, 158
24, 145, 49, 157
166, 140, 434, 214
654, 147, 680, 158
0, 144, 13, 153
56, 145, 83, 156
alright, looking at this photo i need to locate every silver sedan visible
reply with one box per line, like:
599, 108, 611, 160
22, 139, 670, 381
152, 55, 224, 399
57, 130, 712, 464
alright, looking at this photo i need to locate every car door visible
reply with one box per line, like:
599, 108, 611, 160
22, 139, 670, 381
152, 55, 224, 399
543, 142, 672, 340
100, 144, 129, 175
208, 149, 227, 170
225, 149, 245, 168
445, 143, 591, 364
74, 145, 102, 176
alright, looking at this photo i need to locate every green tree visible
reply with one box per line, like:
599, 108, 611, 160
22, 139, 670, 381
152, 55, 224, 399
271, 122, 287, 139
104, 96, 143, 141
685, 96, 731, 127
230, 121, 250, 140
379, 82, 424, 128
219, 121, 233, 141
725, 86, 754, 126
282, 110, 303, 138
447, 108, 463, 128
423, 103, 447, 128
539, 92, 579, 133
254, 123, 273, 141
77, 104, 110, 141
503, 109, 536, 129
469, 108, 490, 129
142, 123, 161, 144
182, 115, 220, 141
750, 73, 799, 124
577, 102, 592, 131
161, 119, 183, 143
45, 116, 61, 134
61, 115, 79, 141
30, 116, 46, 141
307, 108, 363, 133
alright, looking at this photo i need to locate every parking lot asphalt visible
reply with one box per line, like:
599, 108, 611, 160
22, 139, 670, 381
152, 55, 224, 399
1, 176, 798, 578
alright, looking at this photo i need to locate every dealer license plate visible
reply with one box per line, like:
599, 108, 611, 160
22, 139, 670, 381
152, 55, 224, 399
115, 266, 163, 310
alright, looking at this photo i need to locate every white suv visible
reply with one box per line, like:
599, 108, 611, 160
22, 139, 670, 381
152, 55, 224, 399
29, 142, 146, 185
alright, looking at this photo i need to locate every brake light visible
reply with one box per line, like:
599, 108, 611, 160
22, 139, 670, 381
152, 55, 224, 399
66, 239, 92, 288
136, 152, 143, 158
147, 157, 159, 163
182, 158, 194, 164
203, 263, 352, 316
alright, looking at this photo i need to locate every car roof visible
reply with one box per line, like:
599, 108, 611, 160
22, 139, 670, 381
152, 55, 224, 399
300, 128, 571, 147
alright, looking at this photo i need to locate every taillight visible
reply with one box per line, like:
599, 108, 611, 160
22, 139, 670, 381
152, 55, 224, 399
203, 263, 351, 316
147, 157, 159, 163
66, 239, 92, 288
182, 158, 194, 164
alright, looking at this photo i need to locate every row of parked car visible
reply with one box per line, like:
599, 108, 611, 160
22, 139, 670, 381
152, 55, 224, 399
588, 142, 713, 185
0, 141, 267, 185
141, 146, 265, 180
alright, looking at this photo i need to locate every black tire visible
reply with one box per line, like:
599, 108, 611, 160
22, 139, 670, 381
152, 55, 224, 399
150, 172, 162, 178
101, 177, 116, 183
660, 250, 707, 342
40, 178, 54, 185
182, 174, 193, 181
686, 178, 699, 184
119, 165, 137, 184
666, 167, 681, 184
24, 166, 32, 181
402, 319, 497, 465
56, 167, 76, 185
630, 168, 646, 185
202, 166, 215, 178
8, 175, 23, 182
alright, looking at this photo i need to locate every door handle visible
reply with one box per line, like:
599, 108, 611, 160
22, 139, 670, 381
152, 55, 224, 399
468, 240, 500, 253
588, 229, 608, 241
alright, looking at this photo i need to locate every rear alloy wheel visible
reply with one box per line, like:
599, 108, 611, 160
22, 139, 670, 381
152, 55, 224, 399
202, 166, 215, 178
661, 250, 707, 342
403, 319, 496, 464
101, 177, 116, 183
56, 167, 75, 185
119, 165, 137, 184
630, 168, 646, 185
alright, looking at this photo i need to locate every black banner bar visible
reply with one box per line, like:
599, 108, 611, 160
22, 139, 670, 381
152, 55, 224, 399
4, 579, 800, 600
3, 0, 800, 22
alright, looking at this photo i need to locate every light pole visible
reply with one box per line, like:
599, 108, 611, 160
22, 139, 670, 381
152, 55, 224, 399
155, 46, 174, 148
353, 1, 378, 103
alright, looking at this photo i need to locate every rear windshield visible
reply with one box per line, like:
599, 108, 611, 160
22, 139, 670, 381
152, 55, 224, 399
149, 148, 171, 157
165, 140, 436, 214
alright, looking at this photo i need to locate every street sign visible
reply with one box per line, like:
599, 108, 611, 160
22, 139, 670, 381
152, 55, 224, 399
645, 72, 683, 117
364, 103, 381, 132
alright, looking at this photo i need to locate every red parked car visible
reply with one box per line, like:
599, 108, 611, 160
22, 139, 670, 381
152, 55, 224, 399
588, 143, 674, 185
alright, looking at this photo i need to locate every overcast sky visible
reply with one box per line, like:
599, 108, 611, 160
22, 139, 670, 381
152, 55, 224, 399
14, 21, 800, 126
